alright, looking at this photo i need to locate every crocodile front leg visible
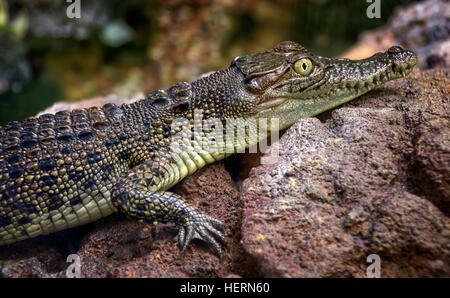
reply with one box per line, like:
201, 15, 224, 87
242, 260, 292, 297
110, 156, 226, 256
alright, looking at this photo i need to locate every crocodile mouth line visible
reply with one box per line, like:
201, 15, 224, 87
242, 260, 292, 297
253, 61, 415, 119
316, 63, 415, 101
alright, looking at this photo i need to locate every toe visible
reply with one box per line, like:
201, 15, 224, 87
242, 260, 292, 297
177, 215, 227, 257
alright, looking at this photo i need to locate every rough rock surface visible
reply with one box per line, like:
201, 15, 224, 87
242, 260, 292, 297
240, 67, 449, 277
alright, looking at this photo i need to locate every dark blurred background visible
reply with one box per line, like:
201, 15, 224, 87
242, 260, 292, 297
0, 0, 422, 125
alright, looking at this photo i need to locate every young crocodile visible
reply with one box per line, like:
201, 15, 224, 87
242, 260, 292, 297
0, 41, 416, 255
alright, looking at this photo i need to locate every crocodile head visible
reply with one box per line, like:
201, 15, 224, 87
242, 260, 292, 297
232, 41, 417, 130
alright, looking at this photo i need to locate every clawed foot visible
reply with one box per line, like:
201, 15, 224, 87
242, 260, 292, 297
178, 211, 226, 257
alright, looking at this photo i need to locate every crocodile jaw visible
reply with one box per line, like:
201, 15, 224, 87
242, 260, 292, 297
256, 46, 417, 130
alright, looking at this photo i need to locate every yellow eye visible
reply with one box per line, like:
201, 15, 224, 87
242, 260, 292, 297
294, 58, 313, 76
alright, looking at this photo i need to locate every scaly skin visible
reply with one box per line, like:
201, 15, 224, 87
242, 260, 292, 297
0, 41, 416, 255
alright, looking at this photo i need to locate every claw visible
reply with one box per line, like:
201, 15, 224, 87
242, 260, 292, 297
209, 217, 225, 232
177, 213, 226, 257
181, 225, 194, 252
203, 222, 227, 246
178, 226, 185, 249
195, 225, 223, 257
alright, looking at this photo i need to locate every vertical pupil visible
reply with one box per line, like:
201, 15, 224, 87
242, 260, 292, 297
302, 63, 307, 70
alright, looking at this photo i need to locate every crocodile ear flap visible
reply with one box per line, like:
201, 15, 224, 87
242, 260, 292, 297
232, 51, 289, 93
243, 63, 289, 93
233, 51, 285, 77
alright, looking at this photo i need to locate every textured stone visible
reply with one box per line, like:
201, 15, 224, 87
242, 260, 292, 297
240, 67, 449, 277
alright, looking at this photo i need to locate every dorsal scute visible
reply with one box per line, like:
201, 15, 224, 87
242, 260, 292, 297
168, 81, 192, 102
145, 89, 170, 108
143, 82, 193, 113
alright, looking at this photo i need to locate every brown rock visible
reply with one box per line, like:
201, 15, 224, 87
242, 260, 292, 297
240, 67, 450, 277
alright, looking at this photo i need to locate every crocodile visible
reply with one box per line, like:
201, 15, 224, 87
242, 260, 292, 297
0, 41, 416, 256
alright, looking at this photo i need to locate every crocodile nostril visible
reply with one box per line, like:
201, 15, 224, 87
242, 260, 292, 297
387, 46, 404, 55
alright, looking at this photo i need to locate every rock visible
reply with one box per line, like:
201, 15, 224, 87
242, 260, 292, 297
0, 231, 80, 277
240, 66, 449, 277
342, 0, 449, 69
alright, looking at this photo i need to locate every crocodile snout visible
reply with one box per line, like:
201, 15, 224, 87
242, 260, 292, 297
387, 46, 417, 72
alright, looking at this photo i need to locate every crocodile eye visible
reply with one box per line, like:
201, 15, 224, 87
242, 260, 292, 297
294, 58, 313, 76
